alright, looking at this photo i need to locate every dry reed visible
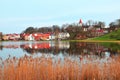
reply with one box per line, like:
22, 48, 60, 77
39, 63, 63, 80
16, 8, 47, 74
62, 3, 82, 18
0, 55, 120, 80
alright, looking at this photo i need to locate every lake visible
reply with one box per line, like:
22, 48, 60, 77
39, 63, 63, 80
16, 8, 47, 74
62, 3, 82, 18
1, 41, 120, 80
0, 41, 119, 60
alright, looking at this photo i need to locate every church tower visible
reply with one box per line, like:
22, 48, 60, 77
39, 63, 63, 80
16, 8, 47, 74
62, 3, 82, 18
78, 19, 82, 27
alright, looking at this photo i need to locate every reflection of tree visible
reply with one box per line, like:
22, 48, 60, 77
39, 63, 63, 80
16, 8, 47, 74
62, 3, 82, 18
0, 45, 3, 50
22, 47, 68, 55
100, 42, 120, 56
66, 42, 119, 58
23, 48, 37, 54
20, 42, 120, 57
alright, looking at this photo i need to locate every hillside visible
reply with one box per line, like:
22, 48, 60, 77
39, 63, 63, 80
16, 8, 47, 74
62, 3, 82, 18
91, 29, 120, 40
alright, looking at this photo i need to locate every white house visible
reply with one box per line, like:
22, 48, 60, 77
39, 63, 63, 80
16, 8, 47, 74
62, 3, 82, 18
28, 34, 34, 41
49, 34, 55, 40
58, 32, 70, 39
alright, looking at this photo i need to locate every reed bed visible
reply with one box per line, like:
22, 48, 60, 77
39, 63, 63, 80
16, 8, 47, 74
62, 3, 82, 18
0, 55, 120, 80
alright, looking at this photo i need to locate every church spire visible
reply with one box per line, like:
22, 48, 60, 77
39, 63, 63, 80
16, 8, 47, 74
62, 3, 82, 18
79, 19, 82, 26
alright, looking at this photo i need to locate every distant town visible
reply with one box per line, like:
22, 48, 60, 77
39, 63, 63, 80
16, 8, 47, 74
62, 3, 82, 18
0, 19, 120, 41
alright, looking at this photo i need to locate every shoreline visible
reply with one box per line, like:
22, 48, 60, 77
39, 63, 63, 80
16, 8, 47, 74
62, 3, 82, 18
66, 40, 120, 43
1, 39, 120, 43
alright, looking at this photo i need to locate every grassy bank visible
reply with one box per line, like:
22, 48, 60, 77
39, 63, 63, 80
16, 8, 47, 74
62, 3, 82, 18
66, 39, 120, 43
0, 55, 120, 80
90, 29, 120, 41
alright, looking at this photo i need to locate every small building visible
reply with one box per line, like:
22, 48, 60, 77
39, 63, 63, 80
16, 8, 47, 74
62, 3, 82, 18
82, 26, 89, 31
2, 34, 9, 41
9, 34, 20, 40
58, 32, 70, 39
24, 34, 30, 41
2, 33, 20, 41
22, 33, 51, 41
109, 26, 120, 32
32, 33, 42, 41
90, 26, 104, 37
49, 34, 55, 40
75, 34, 87, 40
41, 33, 50, 40
28, 34, 35, 41
21, 32, 70, 41
102, 28, 109, 34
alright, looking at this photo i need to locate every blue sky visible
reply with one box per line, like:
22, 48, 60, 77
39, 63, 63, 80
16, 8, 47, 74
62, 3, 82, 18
0, 0, 120, 34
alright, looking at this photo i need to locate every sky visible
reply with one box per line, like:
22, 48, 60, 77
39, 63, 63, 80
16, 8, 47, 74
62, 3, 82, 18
0, 0, 120, 34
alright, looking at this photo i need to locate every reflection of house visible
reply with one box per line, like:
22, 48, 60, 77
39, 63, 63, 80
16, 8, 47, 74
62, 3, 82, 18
58, 41, 70, 49
20, 41, 70, 54
21, 41, 70, 50
3, 45, 19, 48
21, 43, 50, 49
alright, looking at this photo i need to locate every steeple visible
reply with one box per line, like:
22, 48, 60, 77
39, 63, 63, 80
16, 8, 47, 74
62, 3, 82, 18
79, 19, 82, 24
79, 19, 82, 26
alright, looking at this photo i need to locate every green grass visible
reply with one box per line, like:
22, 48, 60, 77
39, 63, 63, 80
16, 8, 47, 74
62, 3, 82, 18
91, 29, 120, 41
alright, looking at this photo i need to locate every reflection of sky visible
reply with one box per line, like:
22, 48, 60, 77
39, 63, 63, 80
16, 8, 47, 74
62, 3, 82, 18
0, 48, 29, 60
0, 41, 70, 60
105, 52, 110, 58
0, 41, 39, 60
0, 41, 119, 61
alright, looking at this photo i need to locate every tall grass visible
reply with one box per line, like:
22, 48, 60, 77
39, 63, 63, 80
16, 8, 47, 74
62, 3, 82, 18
0, 55, 120, 80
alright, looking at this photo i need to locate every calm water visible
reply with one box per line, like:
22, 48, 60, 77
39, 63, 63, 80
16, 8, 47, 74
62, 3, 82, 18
0, 41, 119, 60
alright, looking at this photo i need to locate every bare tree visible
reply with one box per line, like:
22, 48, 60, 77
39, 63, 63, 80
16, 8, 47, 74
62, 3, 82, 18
87, 20, 93, 26
116, 19, 120, 27
98, 21, 105, 28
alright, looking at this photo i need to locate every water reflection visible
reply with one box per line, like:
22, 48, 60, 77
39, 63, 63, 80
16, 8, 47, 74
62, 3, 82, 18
0, 41, 119, 60
20, 41, 70, 54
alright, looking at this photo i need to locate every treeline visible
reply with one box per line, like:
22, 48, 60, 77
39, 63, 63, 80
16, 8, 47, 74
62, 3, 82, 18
22, 19, 120, 39
109, 19, 120, 27
22, 25, 61, 34
22, 20, 106, 33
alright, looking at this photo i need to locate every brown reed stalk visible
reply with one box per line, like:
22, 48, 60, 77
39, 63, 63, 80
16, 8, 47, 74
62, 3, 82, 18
1, 55, 120, 80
